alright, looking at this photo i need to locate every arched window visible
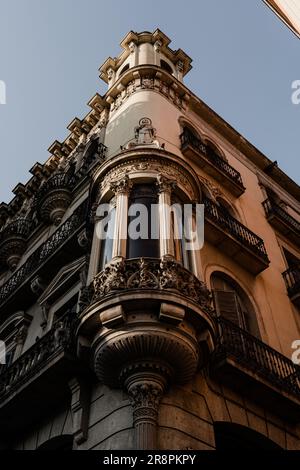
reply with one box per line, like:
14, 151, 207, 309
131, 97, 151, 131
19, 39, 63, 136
160, 59, 173, 75
126, 184, 159, 259
211, 272, 260, 338
214, 422, 281, 450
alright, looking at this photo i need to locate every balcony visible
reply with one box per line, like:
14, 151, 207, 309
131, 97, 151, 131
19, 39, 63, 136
0, 200, 87, 311
204, 197, 269, 275
0, 219, 32, 271
212, 317, 300, 421
180, 128, 245, 197
282, 265, 300, 308
0, 311, 80, 440
92, 257, 212, 312
36, 173, 74, 225
263, 198, 300, 247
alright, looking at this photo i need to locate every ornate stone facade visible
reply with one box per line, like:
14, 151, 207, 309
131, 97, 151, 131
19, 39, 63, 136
0, 29, 299, 452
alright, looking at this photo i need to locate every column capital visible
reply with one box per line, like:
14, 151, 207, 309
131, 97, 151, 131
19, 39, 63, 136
110, 175, 133, 196
156, 174, 176, 194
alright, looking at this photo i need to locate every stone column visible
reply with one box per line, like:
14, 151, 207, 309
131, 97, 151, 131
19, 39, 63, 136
157, 175, 176, 259
125, 372, 166, 450
110, 175, 133, 259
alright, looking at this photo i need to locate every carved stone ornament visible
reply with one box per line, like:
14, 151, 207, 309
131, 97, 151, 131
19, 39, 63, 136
93, 258, 212, 313
100, 157, 196, 202
156, 174, 176, 194
109, 174, 133, 195
108, 73, 184, 114
126, 118, 160, 149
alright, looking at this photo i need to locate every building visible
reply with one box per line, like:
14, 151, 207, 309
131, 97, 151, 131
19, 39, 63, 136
264, 0, 300, 38
0, 29, 300, 450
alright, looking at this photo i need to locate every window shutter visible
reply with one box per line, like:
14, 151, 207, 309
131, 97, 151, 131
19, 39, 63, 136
213, 290, 241, 326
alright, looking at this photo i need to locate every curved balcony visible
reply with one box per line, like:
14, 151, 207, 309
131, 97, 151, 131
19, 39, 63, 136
36, 173, 74, 225
0, 218, 32, 271
180, 128, 245, 197
78, 257, 217, 438
204, 197, 269, 275
92, 257, 212, 311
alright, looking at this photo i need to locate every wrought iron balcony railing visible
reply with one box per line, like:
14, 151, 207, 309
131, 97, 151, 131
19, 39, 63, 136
0, 200, 87, 307
204, 197, 269, 262
0, 218, 32, 244
263, 199, 300, 246
282, 265, 300, 306
0, 310, 76, 401
180, 128, 245, 196
214, 317, 300, 398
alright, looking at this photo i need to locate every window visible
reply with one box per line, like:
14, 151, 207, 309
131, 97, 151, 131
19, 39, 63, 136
171, 195, 192, 270
127, 184, 159, 259
160, 60, 173, 75
98, 200, 116, 270
0, 311, 32, 371
216, 197, 237, 219
211, 272, 260, 338
206, 140, 227, 162
119, 63, 129, 77
52, 293, 79, 324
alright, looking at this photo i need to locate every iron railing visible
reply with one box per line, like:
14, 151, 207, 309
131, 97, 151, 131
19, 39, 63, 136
204, 197, 269, 261
263, 199, 300, 233
180, 128, 244, 188
0, 200, 87, 306
215, 317, 300, 397
0, 311, 76, 400
0, 219, 32, 245
282, 265, 300, 298
36, 173, 73, 203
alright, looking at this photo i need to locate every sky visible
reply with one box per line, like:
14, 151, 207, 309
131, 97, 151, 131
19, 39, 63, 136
0, 0, 299, 203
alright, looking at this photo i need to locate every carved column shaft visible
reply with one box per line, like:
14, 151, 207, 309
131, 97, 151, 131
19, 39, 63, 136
157, 176, 175, 259
111, 176, 132, 258
125, 373, 166, 450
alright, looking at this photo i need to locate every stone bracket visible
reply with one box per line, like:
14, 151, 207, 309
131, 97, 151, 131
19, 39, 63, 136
69, 376, 91, 445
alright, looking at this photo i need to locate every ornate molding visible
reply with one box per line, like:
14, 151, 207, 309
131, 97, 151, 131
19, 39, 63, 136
126, 375, 165, 450
0, 218, 32, 271
108, 71, 185, 114
100, 157, 196, 202
109, 174, 133, 195
93, 258, 212, 312
156, 174, 176, 194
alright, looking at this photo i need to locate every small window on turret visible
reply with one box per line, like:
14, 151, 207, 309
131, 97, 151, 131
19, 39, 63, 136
119, 63, 129, 77
160, 60, 173, 75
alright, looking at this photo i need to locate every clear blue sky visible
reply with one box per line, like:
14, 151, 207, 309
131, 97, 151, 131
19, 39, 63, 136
0, 0, 299, 203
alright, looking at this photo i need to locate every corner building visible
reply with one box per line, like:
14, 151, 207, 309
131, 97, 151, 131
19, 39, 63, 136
0, 30, 300, 450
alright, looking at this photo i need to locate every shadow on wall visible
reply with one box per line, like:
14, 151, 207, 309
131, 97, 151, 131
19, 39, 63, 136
214, 422, 281, 450
37, 434, 73, 451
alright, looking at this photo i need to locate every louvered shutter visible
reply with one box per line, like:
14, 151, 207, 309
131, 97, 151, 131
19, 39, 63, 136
213, 290, 241, 326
